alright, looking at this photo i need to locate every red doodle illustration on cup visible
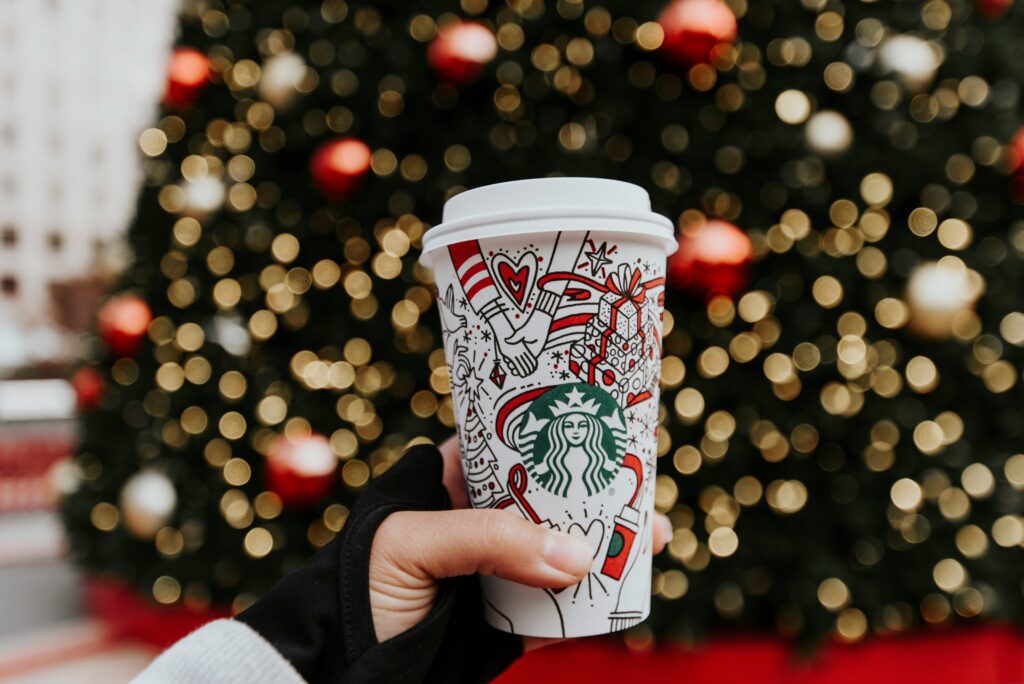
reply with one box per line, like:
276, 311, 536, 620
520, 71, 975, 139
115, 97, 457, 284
494, 464, 560, 531
600, 453, 643, 580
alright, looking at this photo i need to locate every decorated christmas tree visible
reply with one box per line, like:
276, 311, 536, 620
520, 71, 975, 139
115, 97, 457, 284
459, 404, 507, 508
62, 0, 1024, 648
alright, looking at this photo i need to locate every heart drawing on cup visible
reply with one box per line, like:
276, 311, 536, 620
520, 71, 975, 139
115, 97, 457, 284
566, 518, 606, 559
492, 252, 537, 311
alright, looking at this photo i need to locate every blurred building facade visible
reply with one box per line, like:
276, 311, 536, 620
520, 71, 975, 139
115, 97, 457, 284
0, 0, 178, 369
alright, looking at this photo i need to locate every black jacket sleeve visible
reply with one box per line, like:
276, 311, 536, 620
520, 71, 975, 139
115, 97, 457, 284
236, 444, 523, 683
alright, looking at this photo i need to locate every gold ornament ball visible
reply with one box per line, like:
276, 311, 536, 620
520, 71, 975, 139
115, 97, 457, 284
905, 259, 982, 339
120, 470, 177, 539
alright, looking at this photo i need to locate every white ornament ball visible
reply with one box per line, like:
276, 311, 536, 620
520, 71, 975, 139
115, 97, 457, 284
49, 460, 81, 497
286, 437, 337, 476
906, 259, 983, 339
181, 177, 226, 218
212, 314, 252, 357
878, 35, 941, 91
259, 53, 307, 108
120, 470, 177, 539
805, 110, 853, 156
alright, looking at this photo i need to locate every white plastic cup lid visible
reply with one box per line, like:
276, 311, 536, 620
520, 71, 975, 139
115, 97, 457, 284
419, 177, 676, 266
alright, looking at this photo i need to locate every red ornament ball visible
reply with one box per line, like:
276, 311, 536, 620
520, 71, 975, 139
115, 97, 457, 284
164, 47, 209, 109
265, 434, 337, 508
310, 138, 372, 200
658, 0, 738, 65
427, 21, 498, 85
71, 366, 103, 412
668, 219, 752, 299
97, 295, 152, 357
1008, 127, 1024, 174
976, 0, 1014, 16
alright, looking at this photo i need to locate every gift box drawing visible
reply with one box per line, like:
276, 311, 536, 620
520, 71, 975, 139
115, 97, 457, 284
569, 265, 658, 408
596, 265, 648, 341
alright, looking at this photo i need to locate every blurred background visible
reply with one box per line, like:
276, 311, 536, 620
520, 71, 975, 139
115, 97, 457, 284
2, 0, 1024, 682
1, 1, 180, 680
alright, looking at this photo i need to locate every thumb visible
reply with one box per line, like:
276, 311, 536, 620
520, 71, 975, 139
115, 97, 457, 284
375, 508, 594, 588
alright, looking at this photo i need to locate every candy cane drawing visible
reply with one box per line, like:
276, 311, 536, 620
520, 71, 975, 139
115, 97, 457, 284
494, 464, 560, 531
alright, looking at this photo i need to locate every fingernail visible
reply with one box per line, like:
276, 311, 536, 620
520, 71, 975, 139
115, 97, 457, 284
543, 531, 593, 577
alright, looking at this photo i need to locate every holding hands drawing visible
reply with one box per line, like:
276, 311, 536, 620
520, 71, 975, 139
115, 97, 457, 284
490, 312, 538, 376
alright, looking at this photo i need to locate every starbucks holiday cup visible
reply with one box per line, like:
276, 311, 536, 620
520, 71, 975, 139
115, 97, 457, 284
419, 178, 676, 638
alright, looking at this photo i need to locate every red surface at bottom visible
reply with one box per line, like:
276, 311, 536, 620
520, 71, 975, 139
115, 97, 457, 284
85, 578, 228, 649
497, 625, 1024, 684
85, 576, 1024, 682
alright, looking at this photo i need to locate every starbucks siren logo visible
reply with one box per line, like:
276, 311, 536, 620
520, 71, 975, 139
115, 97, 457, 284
518, 383, 627, 497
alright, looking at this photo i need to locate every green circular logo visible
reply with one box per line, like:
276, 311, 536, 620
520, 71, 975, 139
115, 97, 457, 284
518, 383, 628, 498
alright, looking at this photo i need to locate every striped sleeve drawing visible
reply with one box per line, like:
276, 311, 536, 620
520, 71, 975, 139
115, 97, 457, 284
448, 239, 503, 317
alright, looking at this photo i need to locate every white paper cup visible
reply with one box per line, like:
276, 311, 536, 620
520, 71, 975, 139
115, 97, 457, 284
420, 178, 676, 638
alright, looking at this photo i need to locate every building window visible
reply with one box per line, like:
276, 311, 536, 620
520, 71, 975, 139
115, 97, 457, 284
1, 226, 16, 247
1, 276, 17, 296
47, 232, 64, 251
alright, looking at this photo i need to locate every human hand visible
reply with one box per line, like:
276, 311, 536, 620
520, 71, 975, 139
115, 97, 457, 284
369, 436, 671, 651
